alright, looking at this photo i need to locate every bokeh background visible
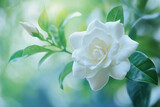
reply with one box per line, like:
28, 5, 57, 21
0, 0, 160, 107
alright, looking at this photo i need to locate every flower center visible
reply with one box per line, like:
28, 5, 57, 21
93, 45, 105, 60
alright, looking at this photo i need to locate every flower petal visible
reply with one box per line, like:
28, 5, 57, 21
87, 69, 109, 91
103, 41, 119, 68
108, 40, 119, 58
110, 59, 130, 80
72, 62, 86, 79
83, 27, 112, 47
72, 48, 95, 66
85, 68, 99, 78
116, 35, 139, 64
102, 58, 112, 68
69, 32, 85, 49
105, 20, 124, 39
87, 19, 107, 31
72, 61, 99, 79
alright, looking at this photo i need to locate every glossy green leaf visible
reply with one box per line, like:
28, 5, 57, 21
9, 50, 25, 62
127, 80, 151, 107
59, 61, 73, 89
23, 45, 51, 56
126, 51, 158, 85
129, 27, 137, 40
38, 52, 53, 67
38, 9, 49, 32
107, 6, 124, 23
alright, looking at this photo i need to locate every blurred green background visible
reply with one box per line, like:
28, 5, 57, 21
0, 0, 160, 107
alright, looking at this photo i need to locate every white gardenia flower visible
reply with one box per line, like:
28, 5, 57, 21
20, 22, 38, 35
69, 19, 139, 91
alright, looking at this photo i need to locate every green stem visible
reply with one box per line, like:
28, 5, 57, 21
47, 32, 55, 45
45, 40, 72, 55
63, 49, 72, 55
45, 40, 59, 48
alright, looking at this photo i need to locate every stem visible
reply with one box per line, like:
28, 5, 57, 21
45, 40, 72, 55
47, 32, 55, 46
45, 40, 59, 48
63, 49, 72, 55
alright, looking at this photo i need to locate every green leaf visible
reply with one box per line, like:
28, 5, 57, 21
48, 25, 61, 47
59, 61, 73, 89
58, 26, 66, 49
23, 45, 52, 56
56, 9, 68, 27
32, 32, 45, 41
38, 52, 53, 67
107, 6, 124, 23
38, 9, 49, 32
136, 0, 148, 12
9, 45, 53, 63
9, 50, 25, 62
126, 51, 158, 85
80, 22, 87, 31
129, 27, 137, 40
127, 80, 151, 107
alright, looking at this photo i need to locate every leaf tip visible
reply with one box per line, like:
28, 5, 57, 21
59, 74, 64, 90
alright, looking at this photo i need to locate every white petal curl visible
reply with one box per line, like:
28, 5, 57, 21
87, 19, 107, 31
72, 62, 99, 79
72, 48, 95, 66
87, 69, 109, 91
72, 62, 86, 79
109, 59, 130, 80
69, 32, 85, 49
116, 35, 139, 64
83, 27, 112, 47
105, 20, 124, 39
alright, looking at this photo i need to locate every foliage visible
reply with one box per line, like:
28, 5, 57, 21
59, 61, 73, 89
9, 9, 81, 89
38, 9, 49, 32
107, 6, 124, 23
127, 80, 151, 107
9, 9, 81, 64
126, 51, 158, 85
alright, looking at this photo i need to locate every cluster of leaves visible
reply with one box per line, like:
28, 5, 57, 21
107, 5, 158, 107
117, 1, 160, 106
9, 9, 81, 89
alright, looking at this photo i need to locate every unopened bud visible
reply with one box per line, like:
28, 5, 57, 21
20, 22, 38, 35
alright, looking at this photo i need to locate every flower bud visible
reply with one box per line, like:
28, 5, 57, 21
20, 22, 38, 35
